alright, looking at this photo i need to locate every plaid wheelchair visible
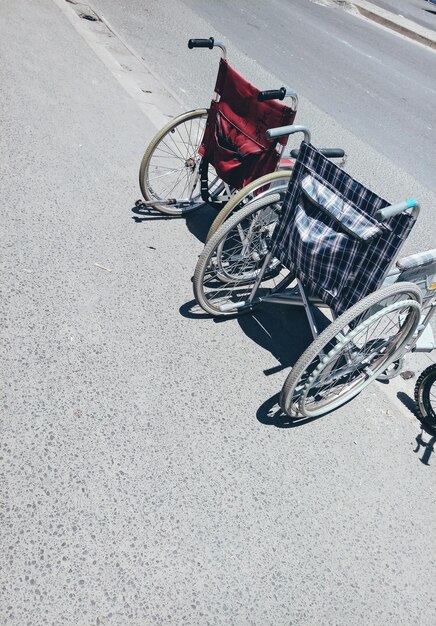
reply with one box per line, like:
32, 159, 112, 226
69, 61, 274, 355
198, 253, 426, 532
138, 38, 297, 217
193, 126, 436, 418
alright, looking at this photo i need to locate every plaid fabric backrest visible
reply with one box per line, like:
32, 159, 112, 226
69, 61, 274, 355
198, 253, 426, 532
199, 59, 296, 190
270, 142, 416, 316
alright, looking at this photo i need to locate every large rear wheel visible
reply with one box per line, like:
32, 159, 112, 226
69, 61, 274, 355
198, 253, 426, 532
206, 169, 292, 240
280, 283, 422, 418
193, 193, 291, 316
139, 109, 221, 215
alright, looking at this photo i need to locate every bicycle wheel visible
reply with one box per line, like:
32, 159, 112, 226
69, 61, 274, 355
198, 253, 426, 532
280, 283, 422, 418
139, 109, 221, 216
193, 193, 291, 316
414, 364, 436, 435
206, 169, 293, 241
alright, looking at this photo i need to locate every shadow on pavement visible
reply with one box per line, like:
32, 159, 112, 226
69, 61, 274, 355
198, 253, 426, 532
179, 298, 327, 371
179, 298, 216, 320
130, 201, 173, 222
184, 204, 218, 244
130, 200, 217, 244
256, 393, 322, 429
397, 392, 436, 464
413, 432, 435, 466
181, 296, 340, 429
238, 302, 331, 375
397, 390, 419, 417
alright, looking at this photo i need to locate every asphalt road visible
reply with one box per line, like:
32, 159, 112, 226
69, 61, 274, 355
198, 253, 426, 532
91, 0, 436, 209
185, 0, 436, 185
369, 0, 436, 31
1, 1, 435, 624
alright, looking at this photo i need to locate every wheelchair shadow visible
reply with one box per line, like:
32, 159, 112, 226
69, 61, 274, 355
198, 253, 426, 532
238, 302, 351, 429
180, 298, 334, 429
238, 302, 331, 375
397, 391, 419, 418
130, 200, 173, 222
184, 204, 218, 244
413, 431, 435, 466
256, 393, 323, 429
131, 200, 217, 245
180, 299, 330, 370
397, 391, 436, 461
179, 299, 215, 320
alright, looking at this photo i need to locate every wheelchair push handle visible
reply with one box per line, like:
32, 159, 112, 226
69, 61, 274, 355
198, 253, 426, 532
376, 199, 420, 221
258, 88, 287, 102
267, 124, 418, 218
258, 88, 298, 111
188, 38, 227, 58
188, 37, 215, 49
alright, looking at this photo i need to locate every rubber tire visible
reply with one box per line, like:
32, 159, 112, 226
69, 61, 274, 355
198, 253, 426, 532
193, 192, 283, 316
206, 169, 292, 241
414, 364, 436, 435
280, 282, 423, 418
139, 108, 209, 216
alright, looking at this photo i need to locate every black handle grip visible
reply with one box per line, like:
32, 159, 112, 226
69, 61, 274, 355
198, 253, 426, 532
290, 148, 345, 159
258, 88, 286, 102
188, 38, 214, 49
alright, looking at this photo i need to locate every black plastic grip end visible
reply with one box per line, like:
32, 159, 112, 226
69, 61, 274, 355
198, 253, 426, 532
258, 87, 287, 102
318, 148, 345, 159
290, 148, 345, 159
188, 37, 214, 49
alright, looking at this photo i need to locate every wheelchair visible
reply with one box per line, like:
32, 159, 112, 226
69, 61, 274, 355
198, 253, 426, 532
138, 38, 298, 217
193, 125, 436, 418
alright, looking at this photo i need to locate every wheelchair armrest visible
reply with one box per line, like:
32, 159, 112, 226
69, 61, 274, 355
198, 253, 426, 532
266, 124, 311, 143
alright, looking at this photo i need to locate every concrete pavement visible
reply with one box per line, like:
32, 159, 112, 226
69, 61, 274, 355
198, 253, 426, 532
352, 0, 436, 48
1, 1, 435, 625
